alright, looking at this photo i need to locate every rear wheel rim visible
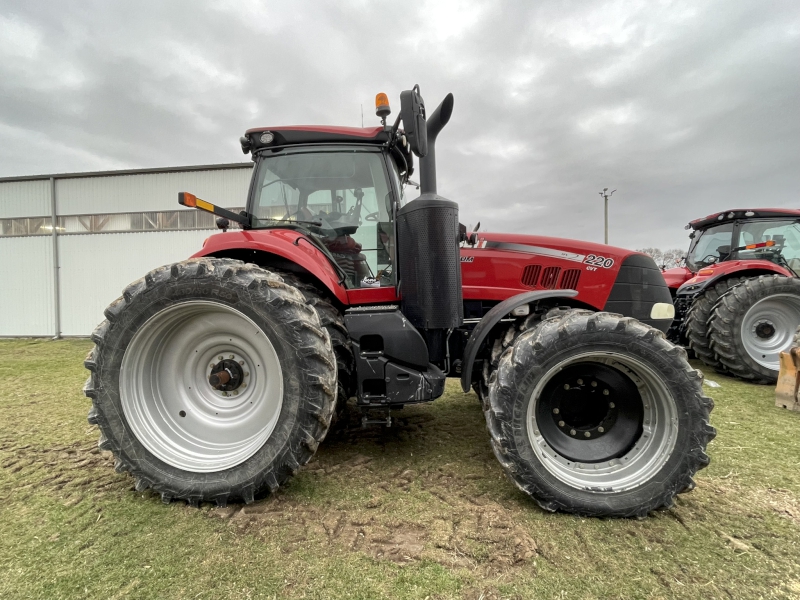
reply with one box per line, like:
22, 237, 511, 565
526, 352, 678, 492
120, 300, 283, 472
741, 294, 800, 370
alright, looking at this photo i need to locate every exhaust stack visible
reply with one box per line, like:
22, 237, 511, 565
397, 92, 462, 364
419, 93, 454, 196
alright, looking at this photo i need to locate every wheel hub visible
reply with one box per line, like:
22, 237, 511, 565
209, 358, 245, 391
536, 362, 644, 463
754, 320, 776, 339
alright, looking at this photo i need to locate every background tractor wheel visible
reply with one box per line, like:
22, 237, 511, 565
484, 310, 715, 518
685, 277, 745, 371
83, 258, 337, 506
708, 275, 800, 384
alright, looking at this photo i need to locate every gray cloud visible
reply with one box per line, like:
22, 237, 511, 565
1, 0, 798, 251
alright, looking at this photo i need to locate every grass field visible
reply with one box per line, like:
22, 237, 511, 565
1, 339, 799, 599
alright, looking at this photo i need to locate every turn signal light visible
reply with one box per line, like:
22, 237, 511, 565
178, 192, 213, 212
698, 268, 715, 276
375, 93, 391, 118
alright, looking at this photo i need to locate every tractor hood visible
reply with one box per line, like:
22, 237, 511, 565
460, 232, 674, 332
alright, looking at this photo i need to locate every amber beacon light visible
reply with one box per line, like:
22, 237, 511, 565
375, 93, 391, 118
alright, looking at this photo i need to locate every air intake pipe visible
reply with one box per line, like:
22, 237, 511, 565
397, 92, 463, 365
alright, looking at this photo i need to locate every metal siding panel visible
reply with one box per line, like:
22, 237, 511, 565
0, 180, 51, 218
0, 237, 55, 335
56, 168, 252, 215
58, 230, 212, 336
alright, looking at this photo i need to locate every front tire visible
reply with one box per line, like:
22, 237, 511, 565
84, 258, 337, 506
485, 310, 715, 518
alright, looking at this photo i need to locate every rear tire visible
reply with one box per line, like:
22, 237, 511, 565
484, 310, 715, 518
685, 277, 745, 371
708, 275, 800, 384
277, 272, 355, 413
83, 258, 337, 506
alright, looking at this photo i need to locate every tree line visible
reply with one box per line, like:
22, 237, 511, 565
636, 248, 685, 269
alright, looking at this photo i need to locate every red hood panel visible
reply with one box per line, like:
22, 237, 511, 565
662, 267, 692, 290
461, 233, 643, 309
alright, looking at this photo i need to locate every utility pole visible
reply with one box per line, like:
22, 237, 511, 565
598, 187, 616, 244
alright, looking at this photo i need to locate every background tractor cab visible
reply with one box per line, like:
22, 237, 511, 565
665, 208, 800, 382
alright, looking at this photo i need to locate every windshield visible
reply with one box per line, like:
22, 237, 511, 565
735, 220, 800, 273
686, 223, 733, 271
251, 149, 395, 289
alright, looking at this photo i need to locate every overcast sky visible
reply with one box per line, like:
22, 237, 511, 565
1, 0, 798, 250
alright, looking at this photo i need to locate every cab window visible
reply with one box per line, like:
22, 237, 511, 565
251, 150, 395, 289
686, 223, 733, 271
736, 220, 800, 271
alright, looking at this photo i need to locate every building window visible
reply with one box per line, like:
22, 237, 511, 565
0, 208, 244, 237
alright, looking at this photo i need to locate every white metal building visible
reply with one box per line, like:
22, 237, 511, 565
0, 163, 253, 337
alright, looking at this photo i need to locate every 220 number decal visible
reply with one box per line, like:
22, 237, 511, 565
584, 254, 615, 268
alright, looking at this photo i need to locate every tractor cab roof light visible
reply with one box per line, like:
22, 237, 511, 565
375, 93, 391, 120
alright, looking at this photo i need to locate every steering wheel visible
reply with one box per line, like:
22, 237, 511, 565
365, 211, 380, 222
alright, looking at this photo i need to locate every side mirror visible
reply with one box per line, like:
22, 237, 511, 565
400, 84, 428, 158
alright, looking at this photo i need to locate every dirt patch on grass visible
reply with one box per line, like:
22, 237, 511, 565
206, 408, 539, 574
0, 435, 126, 506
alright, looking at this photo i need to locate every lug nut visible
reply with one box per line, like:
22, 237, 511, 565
598, 427, 605, 433
244, 372, 249, 377
563, 384, 570, 390
558, 420, 565, 427
591, 381, 597, 387
603, 389, 610, 396
218, 355, 223, 360
609, 402, 615, 408
553, 408, 560, 414
570, 429, 577, 436
241, 383, 247, 388
239, 360, 244, 365
229, 354, 234, 359
584, 432, 591, 438
577, 379, 584, 385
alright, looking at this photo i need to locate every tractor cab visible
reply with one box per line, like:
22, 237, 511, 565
685, 209, 800, 274
243, 138, 406, 289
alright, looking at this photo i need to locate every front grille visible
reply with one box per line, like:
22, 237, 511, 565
521, 264, 542, 288
541, 266, 561, 289
559, 269, 581, 290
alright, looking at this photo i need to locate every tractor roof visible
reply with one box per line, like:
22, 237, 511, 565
244, 126, 390, 152
689, 208, 800, 230
240, 124, 414, 176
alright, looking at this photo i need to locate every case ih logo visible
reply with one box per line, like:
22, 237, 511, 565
460, 256, 475, 263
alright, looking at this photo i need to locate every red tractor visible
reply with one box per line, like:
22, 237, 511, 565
665, 209, 800, 383
84, 87, 714, 518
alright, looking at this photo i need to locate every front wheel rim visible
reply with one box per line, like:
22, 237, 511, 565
526, 352, 679, 493
741, 294, 800, 370
120, 300, 284, 473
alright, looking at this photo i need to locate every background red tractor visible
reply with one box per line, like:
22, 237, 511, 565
84, 86, 714, 518
665, 209, 800, 383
